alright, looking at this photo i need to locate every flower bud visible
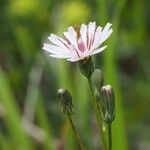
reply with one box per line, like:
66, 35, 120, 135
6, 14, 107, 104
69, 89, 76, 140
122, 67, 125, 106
101, 85, 115, 123
91, 69, 104, 99
57, 89, 73, 115
79, 57, 94, 77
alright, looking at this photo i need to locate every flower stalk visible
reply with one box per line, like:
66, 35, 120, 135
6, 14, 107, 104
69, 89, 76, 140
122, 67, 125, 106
68, 115, 84, 150
87, 77, 107, 150
108, 123, 112, 150
57, 89, 84, 150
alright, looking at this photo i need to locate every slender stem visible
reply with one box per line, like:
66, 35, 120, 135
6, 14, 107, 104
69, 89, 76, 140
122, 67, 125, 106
87, 77, 107, 150
68, 115, 84, 150
108, 123, 112, 150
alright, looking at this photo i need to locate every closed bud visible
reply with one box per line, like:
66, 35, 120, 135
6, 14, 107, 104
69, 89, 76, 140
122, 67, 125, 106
101, 85, 115, 123
57, 89, 73, 115
79, 57, 94, 77
91, 69, 104, 99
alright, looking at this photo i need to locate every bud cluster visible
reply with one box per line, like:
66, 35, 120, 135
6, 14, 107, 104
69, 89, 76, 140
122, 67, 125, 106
58, 58, 116, 124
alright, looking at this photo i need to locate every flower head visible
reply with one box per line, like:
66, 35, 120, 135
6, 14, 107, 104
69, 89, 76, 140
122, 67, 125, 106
43, 22, 113, 62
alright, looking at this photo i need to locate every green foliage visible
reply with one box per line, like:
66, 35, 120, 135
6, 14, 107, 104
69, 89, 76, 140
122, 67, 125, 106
0, 69, 33, 150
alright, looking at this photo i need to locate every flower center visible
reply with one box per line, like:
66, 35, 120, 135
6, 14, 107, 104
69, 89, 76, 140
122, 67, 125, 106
78, 38, 86, 53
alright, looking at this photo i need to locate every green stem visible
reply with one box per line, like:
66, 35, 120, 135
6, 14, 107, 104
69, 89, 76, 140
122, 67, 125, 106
87, 77, 107, 150
68, 115, 84, 150
108, 123, 112, 150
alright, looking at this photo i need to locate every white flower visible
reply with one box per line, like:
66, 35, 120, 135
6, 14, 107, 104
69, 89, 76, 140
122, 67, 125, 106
43, 22, 113, 62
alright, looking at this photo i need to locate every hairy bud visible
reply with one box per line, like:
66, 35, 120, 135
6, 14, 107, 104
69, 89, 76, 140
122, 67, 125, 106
101, 85, 115, 123
57, 89, 73, 115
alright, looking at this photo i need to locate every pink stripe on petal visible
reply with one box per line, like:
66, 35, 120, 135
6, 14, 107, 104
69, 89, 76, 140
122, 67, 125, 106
80, 24, 87, 49
48, 34, 63, 46
77, 38, 86, 52
87, 22, 96, 49
91, 23, 112, 50
63, 27, 78, 49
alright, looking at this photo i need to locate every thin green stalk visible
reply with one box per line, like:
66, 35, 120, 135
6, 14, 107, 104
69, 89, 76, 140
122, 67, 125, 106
68, 115, 84, 150
108, 123, 112, 150
75, 70, 92, 149
87, 77, 107, 150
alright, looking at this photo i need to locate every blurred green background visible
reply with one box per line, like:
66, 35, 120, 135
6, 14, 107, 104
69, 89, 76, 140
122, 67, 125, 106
0, 0, 150, 150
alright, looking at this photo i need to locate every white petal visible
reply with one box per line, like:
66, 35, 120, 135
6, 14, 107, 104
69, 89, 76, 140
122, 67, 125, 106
67, 57, 81, 62
43, 44, 69, 55
48, 34, 70, 50
91, 26, 102, 50
87, 22, 96, 48
88, 22, 96, 36
49, 54, 71, 59
101, 29, 113, 43
91, 23, 112, 50
80, 24, 87, 48
101, 22, 112, 37
100, 23, 113, 43
90, 46, 107, 56
63, 26, 78, 49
